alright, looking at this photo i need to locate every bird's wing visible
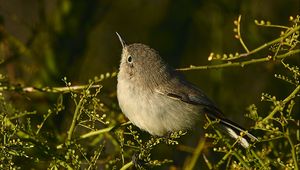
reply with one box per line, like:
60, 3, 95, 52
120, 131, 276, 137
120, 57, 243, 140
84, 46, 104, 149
154, 80, 258, 146
155, 79, 223, 117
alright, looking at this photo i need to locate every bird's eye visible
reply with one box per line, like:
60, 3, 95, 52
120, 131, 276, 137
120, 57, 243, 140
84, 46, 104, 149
127, 55, 132, 63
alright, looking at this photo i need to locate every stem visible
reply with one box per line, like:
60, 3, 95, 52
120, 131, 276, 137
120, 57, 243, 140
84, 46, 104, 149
256, 23, 290, 29
16, 84, 101, 93
9, 111, 37, 119
120, 161, 134, 170
211, 24, 300, 61
184, 138, 206, 170
215, 148, 250, 169
237, 15, 250, 53
232, 152, 250, 169
202, 154, 213, 169
36, 110, 52, 135
4, 117, 32, 140
79, 126, 114, 139
286, 128, 299, 170
240, 25, 300, 57
67, 97, 85, 141
260, 85, 300, 123
177, 49, 300, 71
250, 150, 266, 168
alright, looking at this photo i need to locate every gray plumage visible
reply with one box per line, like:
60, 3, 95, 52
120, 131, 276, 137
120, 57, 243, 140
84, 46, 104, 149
116, 33, 257, 148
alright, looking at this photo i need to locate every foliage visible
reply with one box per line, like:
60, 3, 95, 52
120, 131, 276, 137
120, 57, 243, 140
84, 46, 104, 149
0, 10, 299, 170
201, 15, 300, 170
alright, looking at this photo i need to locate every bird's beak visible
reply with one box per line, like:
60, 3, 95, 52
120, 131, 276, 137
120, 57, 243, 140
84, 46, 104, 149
116, 32, 126, 48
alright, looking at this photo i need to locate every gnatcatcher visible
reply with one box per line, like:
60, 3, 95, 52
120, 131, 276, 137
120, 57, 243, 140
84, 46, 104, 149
116, 33, 257, 148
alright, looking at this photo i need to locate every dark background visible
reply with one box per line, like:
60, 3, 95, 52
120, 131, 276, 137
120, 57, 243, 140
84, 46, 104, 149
0, 0, 299, 169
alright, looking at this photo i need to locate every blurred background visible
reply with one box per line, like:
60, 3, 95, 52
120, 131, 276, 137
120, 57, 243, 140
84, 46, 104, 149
0, 0, 299, 169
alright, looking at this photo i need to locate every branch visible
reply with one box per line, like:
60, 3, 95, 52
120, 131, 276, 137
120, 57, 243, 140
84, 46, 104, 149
286, 128, 299, 170
184, 138, 206, 170
10, 84, 102, 93
120, 161, 134, 170
177, 49, 300, 71
66, 96, 85, 141
239, 25, 300, 57
259, 85, 300, 123
227, 24, 300, 60
234, 15, 250, 53
79, 126, 115, 139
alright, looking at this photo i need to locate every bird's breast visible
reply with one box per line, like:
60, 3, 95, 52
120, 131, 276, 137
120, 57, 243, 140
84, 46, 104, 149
117, 75, 200, 136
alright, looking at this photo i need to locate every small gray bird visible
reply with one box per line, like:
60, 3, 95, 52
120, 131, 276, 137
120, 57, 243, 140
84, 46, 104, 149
116, 33, 257, 148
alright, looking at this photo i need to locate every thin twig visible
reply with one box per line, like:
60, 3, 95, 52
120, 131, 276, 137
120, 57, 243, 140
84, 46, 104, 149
177, 49, 300, 71
18, 84, 102, 93
202, 154, 213, 169
67, 96, 85, 141
255, 20, 290, 29
79, 126, 115, 139
286, 128, 299, 170
217, 24, 300, 61
120, 161, 134, 170
239, 25, 300, 57
184, 138, 206, 170
260, 85, 300, 123
236, 15, 250, 53
232, 152, 250, 169
250, 150, 266, 168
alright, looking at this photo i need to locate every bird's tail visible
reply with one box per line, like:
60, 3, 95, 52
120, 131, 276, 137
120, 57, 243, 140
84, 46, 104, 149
219, 117, 257, 148
205, 109, 258, 148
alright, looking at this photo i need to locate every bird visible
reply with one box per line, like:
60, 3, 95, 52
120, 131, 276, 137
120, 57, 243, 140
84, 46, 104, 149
116, 33, 257, 148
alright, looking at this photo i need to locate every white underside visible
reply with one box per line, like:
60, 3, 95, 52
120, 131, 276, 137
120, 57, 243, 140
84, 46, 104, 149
117, 77, 198, 136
